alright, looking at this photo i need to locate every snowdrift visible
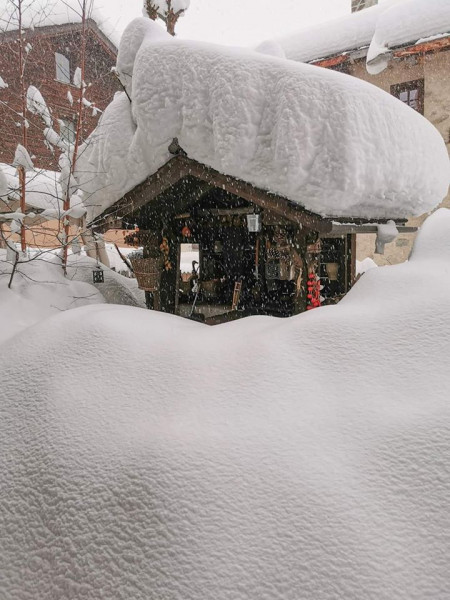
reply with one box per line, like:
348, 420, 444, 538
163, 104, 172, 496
67, 253, 145, 308
0, 250, 104, 343
0, 251, 145, 344
75, 18, 449, 224
1, 209, 450, 599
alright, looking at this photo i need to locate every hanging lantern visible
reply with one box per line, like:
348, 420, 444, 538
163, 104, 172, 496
92, 266, 104, 283
325, 262, 339, 281
246, 213, 261, 233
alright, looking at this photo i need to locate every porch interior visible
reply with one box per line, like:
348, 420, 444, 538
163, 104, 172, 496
124, 174, 353, 324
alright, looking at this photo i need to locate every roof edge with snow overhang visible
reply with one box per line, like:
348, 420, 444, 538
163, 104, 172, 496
272, 0, 450, 74
0, 18, 117, 56
75, 18, 450, 226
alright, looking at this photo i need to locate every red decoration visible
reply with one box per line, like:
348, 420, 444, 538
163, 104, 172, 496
181, 226, 191, 238
306, 272, 321, 310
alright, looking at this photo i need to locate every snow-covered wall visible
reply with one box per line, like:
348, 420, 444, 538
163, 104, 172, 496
75, 19, 449, 224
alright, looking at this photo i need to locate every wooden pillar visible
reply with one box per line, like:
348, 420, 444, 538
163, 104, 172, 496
142, 230, 162, 311
290, 228, 307, 315
158, 228, 178, 314
346, 233, 357, 291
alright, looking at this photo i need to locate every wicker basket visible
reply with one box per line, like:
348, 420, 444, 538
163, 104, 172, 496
130, 257, 163, 292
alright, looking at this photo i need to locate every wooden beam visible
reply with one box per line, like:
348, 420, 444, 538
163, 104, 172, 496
311, 35, 450, 71
330, 224, 417, 235
197, 207, 256, 216
175, 156, 332, 233
394, 36, 450, 58
93, 155, 332, 233
98, 158, 187, 225
313, 54, 350, 68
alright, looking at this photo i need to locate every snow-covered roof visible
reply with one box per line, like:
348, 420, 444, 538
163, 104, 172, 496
2, 209, 450, 599
0, 0, 119, 48
75, 18, 449, 225
274, 0, 450, 74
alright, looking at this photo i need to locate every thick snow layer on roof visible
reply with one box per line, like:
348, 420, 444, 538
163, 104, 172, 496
273, 1, 387, 63
75, 18, 449, 224
275, 0, 450, 73
1, 209, 450, 599
0, 0, 119, 46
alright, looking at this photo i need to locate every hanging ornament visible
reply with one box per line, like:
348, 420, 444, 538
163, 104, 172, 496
160, 236, 172, 271
181, 225, 191, 238
306, 271, 321, 310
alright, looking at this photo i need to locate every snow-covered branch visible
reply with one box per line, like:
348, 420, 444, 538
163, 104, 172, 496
143, 0, 190, 35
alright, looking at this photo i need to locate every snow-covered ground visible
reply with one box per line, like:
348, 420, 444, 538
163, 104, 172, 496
0, 248, 144, 343
1, 209, 450, 599
0, 249, 104, 343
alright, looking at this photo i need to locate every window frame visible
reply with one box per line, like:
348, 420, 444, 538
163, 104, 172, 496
55, 52, 71, 84
58, 118, 77, 145
390, 79, 425, 115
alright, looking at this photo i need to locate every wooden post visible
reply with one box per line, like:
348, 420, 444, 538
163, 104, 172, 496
346, 233, 357, 291
18, 166, 26, 252
175, 243, 181, 315
159, 233, 178, 314
18, 0, 27, 254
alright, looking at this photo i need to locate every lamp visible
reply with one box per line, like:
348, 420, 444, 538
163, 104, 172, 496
325, 262, 339, 281
246, 213, 261, 232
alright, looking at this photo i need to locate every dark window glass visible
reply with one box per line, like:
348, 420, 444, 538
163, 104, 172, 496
391, 80, 424, 114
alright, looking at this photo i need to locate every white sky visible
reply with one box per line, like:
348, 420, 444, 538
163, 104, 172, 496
95, 0, 353, 47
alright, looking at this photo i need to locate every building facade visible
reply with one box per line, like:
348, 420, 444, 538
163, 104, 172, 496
345, 44, 450, 264
0, 20, 118, 171
277, 2, 450, 265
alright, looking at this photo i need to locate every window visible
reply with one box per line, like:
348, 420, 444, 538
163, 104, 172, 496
351, 0, 378, 12
391, 80, 424, 114
58, 118, 76, 144
55, 52, 70, 83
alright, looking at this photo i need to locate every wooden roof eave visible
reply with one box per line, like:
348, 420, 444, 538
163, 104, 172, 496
93, 155, 333, 234
311, 34, 450, 69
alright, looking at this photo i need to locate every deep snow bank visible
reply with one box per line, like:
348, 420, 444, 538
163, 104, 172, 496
0, 250, 104, 343
1, 210, 450, 599
76, 18, 449, 223
0, 250, 146, 344
66, 254, 146, 308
